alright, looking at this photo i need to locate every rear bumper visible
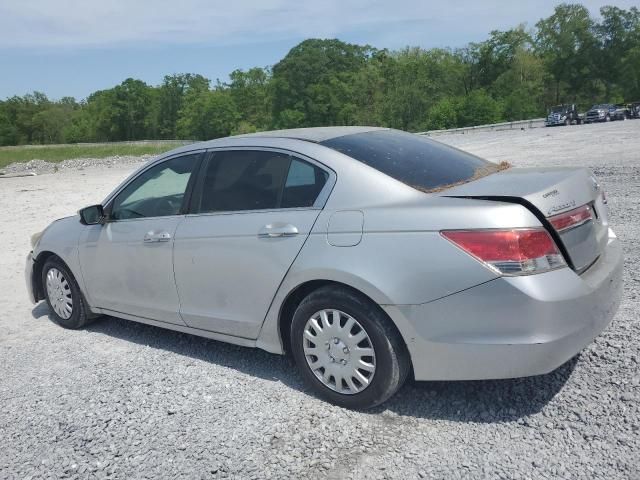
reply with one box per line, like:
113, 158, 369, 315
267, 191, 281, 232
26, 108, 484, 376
25, 251, 37, 304
384, 229, 623, 381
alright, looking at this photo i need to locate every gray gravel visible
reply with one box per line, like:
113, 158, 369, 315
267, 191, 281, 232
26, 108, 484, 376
1, 121, 639, 479
0, 155, 149, 176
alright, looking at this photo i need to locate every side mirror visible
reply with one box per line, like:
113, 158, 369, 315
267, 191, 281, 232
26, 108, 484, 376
79, 204, 105, 225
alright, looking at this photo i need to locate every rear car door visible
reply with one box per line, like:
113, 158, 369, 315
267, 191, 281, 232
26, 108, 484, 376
173, 148, 333, 338
78, 153, 202, 324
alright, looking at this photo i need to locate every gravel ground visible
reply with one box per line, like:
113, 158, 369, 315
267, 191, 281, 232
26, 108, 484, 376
0, 155, 150, 176
0, 121, 639, 479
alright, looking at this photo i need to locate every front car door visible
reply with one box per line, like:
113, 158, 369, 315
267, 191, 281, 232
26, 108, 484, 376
173, 148, 334, 338
78, 152, 202, 324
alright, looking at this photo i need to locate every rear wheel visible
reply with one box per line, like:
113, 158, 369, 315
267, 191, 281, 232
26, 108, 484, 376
290, 286, 410, 409
42, 258, 89, 329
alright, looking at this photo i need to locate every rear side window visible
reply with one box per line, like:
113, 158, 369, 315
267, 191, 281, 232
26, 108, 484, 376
282, 159, 329, 208
321, 130, 492, 192
195, 150, 328, 213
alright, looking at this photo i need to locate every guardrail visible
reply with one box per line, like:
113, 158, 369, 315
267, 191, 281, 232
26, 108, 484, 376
417, 118, 546, 136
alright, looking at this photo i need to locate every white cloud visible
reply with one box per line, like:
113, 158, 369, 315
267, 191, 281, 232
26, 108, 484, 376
0, 0, 637, 49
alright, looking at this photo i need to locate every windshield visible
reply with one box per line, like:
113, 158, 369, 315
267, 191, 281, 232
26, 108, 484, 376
320, 129, 506, 192
551, 106, 566, 113
592, 104, 609, 109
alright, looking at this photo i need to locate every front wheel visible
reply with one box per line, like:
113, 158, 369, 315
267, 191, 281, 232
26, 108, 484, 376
42, 258, 89, 329
290, 286, 410, 409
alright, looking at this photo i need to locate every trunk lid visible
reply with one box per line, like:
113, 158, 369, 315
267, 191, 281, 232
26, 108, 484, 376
441, 167, 609, 273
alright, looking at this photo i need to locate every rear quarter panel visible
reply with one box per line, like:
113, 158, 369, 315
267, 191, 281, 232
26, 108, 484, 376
256, 197, 542, 354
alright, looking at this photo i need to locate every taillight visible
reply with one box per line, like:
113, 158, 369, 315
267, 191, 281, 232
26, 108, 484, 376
441, 228, 566, 275
548, 204, 593, 232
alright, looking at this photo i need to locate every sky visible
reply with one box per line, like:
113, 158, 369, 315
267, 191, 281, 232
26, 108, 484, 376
0, 0, 637, 100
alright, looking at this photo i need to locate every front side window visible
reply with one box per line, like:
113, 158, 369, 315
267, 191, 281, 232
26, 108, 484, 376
111, 154, 200, 220
195, 150, 329, 213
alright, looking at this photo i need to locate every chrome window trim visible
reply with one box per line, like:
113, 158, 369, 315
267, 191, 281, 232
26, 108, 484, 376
185, 206, 321, 219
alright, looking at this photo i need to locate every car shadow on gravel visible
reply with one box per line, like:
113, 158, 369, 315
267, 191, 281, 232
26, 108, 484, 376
33, 306, 577, 423
378, 357, 578, 422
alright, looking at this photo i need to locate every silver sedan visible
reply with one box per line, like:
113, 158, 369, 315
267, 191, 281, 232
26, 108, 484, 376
26, 127, 623, 409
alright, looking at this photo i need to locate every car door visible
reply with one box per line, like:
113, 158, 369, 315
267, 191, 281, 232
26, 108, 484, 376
173, 148, 333, 338
78, 152, 202, 324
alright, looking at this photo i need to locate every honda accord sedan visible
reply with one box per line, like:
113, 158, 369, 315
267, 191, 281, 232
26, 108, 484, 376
26, 127, 623, 409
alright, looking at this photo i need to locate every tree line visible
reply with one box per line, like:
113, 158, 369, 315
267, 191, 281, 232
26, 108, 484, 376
1, 3, 639, 146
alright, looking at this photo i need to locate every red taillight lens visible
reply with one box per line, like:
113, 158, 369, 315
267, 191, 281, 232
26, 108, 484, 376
548, 204, 593, 232
441, 228, 566, 275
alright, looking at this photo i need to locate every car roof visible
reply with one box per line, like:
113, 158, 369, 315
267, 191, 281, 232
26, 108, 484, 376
155, 127, 393, 166
206, 126, 388, 145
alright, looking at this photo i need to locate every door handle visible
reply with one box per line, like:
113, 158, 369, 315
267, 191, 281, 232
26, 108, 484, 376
258, 224, 299, 238
143, 231, 172, 243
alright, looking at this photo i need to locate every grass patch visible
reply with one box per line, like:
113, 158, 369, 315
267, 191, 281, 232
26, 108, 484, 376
0, 142, 189, 170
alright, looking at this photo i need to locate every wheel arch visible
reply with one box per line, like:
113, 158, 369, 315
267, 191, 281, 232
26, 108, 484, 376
32, 251, 61, 301
271, 279, 411, 368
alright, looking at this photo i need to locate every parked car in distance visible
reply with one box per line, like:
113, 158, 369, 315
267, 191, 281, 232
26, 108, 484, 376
545, 104, 582, 126
628, 101, 640, 119
585, 104, 625, 123
26, 127, 623, 409
614, 104, 630, 119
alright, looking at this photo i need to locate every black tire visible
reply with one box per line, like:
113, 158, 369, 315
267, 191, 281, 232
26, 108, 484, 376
42, 257, 90, 329
290, 285, 410, 409
564, 118, 570, 126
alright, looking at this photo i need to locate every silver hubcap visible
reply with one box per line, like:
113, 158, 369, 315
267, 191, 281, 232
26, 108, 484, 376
46, 268, 73, 320
303, 309, 376, 395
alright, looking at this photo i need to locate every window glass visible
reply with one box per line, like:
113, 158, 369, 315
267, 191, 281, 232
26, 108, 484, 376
282, 159, 329, 208
286, 160, 316, 187
320, 130, 491, 192
197, 150, 290, 213
111, 154, 199, 220
196, 151, 329, 213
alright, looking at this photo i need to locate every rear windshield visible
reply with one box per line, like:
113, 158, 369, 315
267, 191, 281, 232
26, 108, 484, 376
320, 129, 494, 192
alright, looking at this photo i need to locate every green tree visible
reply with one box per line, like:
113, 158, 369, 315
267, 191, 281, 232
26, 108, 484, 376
379, 48, 466, 131
176, 89, 240, 140
426, 97, 460, 130
156, 74, 210, 139
271, 39, 377, 127
226, 68, 271, 131
492, 48, 545, 120
595, 6, 640, 99
0, 102, 19, 146
458, 90, 503, 126
535, 3, 598, 104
